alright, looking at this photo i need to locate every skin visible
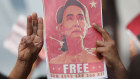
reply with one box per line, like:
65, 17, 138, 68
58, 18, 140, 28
9, 13, 43, 79
93, 24, 128, 79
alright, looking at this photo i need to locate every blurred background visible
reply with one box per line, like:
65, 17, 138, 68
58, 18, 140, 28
0, 0, 46, 79
0, 0, 140, 79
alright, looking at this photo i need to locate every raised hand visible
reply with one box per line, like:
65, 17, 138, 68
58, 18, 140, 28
18, 13, 43, 63
9, 13, 44, 79
93, 24, 128, 79
93, 24, 120, 68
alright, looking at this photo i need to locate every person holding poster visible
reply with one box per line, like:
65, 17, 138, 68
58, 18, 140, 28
6, 12, 128, 79
6, 0, 128, 79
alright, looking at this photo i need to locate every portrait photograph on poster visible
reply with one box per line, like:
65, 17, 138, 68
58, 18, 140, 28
43, 0, 107, 78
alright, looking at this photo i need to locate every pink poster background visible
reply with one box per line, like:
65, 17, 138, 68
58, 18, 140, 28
43, 0, 106, 78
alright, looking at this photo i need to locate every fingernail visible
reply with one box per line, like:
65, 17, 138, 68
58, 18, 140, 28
92, 23, 96, 26
38, 17, 43, 24
92, 23, 98, 28
32, 12, 37, 16
96, 40, 99, 42
27, 15, 31, 20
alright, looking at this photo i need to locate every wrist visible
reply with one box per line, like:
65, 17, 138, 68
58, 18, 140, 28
9, 58, 34, 79
113, 59, 125, 71
16, 59, 34, 72
17, 59, 32, 66
112, 58, 128, 79
17, 54, 38, 65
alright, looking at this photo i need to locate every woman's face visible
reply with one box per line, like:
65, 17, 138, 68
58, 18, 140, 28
61, 5, 88, 38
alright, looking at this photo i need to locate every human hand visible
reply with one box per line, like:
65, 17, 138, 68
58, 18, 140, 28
93, 24, 121, 69
18, 13, 43, 63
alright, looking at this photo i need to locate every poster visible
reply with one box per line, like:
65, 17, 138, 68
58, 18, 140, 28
43, 0, 107, 78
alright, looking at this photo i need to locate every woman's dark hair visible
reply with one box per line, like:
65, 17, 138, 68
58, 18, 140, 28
57, 0, 85, 24
137, 34, 140, 41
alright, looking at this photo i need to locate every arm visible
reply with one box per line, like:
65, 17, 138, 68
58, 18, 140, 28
93, 24, 128, 79
9, 13, 43, 79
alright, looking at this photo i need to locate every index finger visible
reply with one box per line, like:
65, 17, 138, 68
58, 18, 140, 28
93, 24, 111, 41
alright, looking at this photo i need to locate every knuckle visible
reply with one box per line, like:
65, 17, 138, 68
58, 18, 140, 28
22, 36, 26, 39
107, 40, 116, 47
104, 47, 109, 52
21, 36, 26, 41
105, 47, 109, 51
96, 41, 99, 45
111, 40, 116, 46
101, 29, 106, 34
96, 48, 99, 52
